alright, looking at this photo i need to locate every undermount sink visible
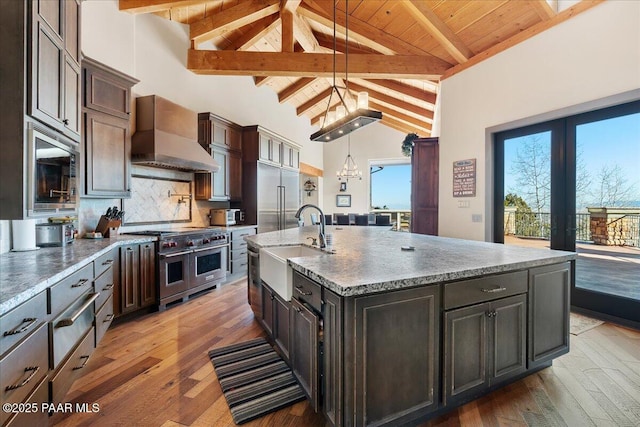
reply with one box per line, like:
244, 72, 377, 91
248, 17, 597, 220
260, 245, 323, 300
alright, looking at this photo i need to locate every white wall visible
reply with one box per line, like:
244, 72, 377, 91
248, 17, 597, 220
81, 0, 322, 170
438, 1, 640, 241
322, 122, 406, 215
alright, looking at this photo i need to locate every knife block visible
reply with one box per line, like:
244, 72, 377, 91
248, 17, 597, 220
95, 216, 121, 238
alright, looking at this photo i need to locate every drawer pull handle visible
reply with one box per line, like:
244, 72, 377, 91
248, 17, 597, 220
295, 306, 302, 313
73, 355, 90, 370
295, 286, 312, 296
5, 366, 40, 391
3, 317, 37, 336
71, 278, 90, 288
481, 286, 507, 293
101, 259, 113, 266
57, 293, 100, 327
240, 262, 248, 267
102, 283, 114, 291
104, 314, 114, 322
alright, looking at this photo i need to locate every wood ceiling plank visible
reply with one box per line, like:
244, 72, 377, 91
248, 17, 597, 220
400, 0, 473, 64
442, 0, 604, 80
190, 0, 280, 46
315, 33, 379, 55
187, 50, 449, 79
278, 77, 316, 103
369, 100, 432, 130
119, 0, 206, 14
346, 81, 434, 120
296, 87, 333, 115
224, 15, 280, 50
364, 79, 437, 104
381, 115, 431, 136
530, 0, 557, 20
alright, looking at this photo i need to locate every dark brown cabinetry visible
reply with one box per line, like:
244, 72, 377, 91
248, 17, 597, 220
119, 242, 156, 316
195, 113, 243, 201
257, 281, 291, 363
528, 263, 571, 368
82, 57, 138, 198
411, 137, 439, 235
30, 0, 81, 141
291, 297, 319, 411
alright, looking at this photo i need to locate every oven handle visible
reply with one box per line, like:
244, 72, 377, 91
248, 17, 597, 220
192, 245, 226, 253
159, 250, 192, 259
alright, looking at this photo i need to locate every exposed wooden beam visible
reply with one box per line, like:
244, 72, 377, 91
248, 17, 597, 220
299, 2, 443, 58
292, 12, 320, 52
381, 115, 430, 137
280, 0, 301, 13
531, 0, 557, 20
346, 81, 434, 121
400, 0, 473, 64
369, 101, 432, 131
187, 50, 449, 79
119, 0, 202, 14
278, 77, 316, 103
315, 33, 379, 55
225, 15, 280, 51
362, 79, 437, 104
254, 76, 275, 86
442, 0, 604, 80
190, 0, 280, 47
296, 87, 332, 116
281, 9, 294, 52
299, 161, 323, 177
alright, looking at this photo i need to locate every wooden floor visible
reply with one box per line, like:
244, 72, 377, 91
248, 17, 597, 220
53, 278, 640, 427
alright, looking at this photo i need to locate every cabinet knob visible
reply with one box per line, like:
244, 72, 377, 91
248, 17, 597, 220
63, 118, 69, 125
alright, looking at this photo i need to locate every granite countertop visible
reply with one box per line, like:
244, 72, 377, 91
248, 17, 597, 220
0, 235, 156, 314
245, 226, 577, 297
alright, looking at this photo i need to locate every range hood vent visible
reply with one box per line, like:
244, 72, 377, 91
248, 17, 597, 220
131, 95, 219, 173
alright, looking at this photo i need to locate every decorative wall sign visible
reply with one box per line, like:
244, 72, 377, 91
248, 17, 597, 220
453, 159, 476, 197
336, 194, 351, 207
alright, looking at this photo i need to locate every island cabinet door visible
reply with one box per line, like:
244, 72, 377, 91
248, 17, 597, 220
260, 283, 274, 337
348, 285, 440, 427
490, 294, 527, 384
290, 298, 319, 412
528, 263, 571, 369
323, 288, 343, 427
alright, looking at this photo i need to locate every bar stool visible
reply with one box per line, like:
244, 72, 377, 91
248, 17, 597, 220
335, 214, 349, 225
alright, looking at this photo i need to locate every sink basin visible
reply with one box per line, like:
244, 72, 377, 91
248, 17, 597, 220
260, 245, 323, 300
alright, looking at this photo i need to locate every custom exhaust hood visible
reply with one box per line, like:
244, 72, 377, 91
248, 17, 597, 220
131, 95, 219, 172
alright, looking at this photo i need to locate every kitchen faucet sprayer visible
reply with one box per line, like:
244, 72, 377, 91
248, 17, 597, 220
294, 204, 326, 249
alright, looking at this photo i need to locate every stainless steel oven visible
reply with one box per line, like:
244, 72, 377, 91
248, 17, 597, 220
191, 246, 227, 289
158, 249, 190, 301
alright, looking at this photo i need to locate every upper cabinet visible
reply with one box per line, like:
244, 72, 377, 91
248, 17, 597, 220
81, 57, 138, 198
244, 125, 301, 170
195, 113, 243, 202
30, 0, 82, 141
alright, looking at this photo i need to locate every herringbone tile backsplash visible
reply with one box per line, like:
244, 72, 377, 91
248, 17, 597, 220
124, 176, 192, 223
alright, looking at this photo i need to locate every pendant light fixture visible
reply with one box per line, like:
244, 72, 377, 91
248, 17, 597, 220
336, 135, 362, 181
310, 0, 382, 142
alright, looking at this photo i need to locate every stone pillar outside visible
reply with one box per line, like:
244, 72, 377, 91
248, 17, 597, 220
587, 207, 640, 246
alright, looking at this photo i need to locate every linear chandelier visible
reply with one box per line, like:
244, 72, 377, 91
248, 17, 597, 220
310, 0, 382, 143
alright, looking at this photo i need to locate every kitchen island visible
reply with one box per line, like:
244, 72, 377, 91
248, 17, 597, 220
246, 226, 576, 427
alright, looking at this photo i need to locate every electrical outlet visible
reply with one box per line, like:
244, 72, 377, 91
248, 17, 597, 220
472, 214, 482, 223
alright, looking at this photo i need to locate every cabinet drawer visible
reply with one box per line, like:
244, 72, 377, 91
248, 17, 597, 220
94, 249, 117, 279
444, 271, 528, 310
49, 263, 94, 317
0, 291, 47, 358
50, 327, 95, 404
51, 290, 98, 369
95, 295, 114, 345
231, 247, 248, 262
84, 65, 131, 118
94, 265, 114, 311
4, 376, 49, 427
0, 324, 48, 426
230, 258, 248, 275
231, 238, 249, 251
292, 272, 322, 313
231, 228, 256, 242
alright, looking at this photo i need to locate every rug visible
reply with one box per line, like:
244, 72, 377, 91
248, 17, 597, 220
570, 312, 604, 335
208, 337, 306, 425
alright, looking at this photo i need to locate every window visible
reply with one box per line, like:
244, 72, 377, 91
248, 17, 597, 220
370, 161, 411, 210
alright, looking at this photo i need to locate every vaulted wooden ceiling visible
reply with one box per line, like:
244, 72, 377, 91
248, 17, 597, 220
119, 0, 601, 137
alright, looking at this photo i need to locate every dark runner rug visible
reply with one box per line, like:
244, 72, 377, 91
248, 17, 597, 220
208, 337, 306, 425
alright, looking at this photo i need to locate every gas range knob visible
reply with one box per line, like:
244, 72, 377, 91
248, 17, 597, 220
203, 238, 210, 243
187, 241, 195, 247
162, 242, 171, 249
170, 242, 178, 247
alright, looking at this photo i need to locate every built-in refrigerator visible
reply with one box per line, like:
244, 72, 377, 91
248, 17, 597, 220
256, 162, 300, 233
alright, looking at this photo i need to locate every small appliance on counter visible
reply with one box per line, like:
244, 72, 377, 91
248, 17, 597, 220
36, 223, 75, 247
210, 209, 239, 226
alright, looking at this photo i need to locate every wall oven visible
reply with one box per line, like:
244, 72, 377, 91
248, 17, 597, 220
28, 123, 78, 216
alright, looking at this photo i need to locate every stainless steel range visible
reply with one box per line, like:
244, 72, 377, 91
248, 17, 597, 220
127, 228, 227, 310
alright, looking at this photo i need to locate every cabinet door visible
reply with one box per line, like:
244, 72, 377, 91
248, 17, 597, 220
271, 138, 282, 165
528, 263, 570, 368
64, 0, 79, 64
260, 283, 274, 336
139, 243, 156, 308
120, 244, 140, 315
84, 111, 131, 197
248, 250, 262, 317
229, 150, 242, 201
259, 134, 270, 161
444, 302, 489, 405
323, 288, 343, 427
212, 148, 229, 200
228, 126, 242, 151
31, 18, 63, 128
290, 298, 319, 412
273, 294, 290, 363
491, 294, 527, 384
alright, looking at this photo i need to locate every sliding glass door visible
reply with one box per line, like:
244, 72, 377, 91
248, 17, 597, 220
495, 101, 640, 324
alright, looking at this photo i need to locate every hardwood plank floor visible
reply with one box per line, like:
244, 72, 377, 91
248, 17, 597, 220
53, 278, 640, 427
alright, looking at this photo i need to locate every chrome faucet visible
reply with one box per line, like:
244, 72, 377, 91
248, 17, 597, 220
295, 204, 326, 249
